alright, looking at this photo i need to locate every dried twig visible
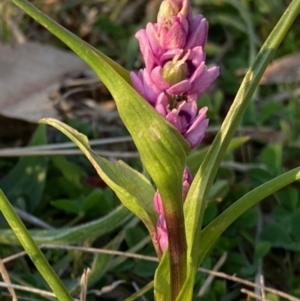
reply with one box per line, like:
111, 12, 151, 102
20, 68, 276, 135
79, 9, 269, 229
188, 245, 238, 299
0, 281, 79, 300
198, 268, 300, 301
197, 252, 227, 296
2, 244, 300, 301
80, 268, 91, 301
2, 251, 27, 264
241, 288, 271, 301
0, 258, 18, 301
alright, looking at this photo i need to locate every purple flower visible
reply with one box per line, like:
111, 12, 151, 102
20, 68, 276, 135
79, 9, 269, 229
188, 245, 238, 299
130, 0, 219, 257
135, 2, 208, 72
155, 93, 209, 148
130, 69, 161, 105
150, 47, 219, 97
130, 0, 219, 149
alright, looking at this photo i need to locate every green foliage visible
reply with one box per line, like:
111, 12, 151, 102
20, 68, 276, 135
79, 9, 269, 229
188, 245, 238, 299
1, 0, 300, 300
0, 125, 47, 212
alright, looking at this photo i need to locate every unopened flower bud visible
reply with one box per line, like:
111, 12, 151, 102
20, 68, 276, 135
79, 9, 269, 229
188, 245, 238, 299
162, 60, 188, 85
158, 0, 180, 23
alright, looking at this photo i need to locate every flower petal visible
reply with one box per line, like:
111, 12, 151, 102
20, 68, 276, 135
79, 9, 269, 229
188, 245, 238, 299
154, 191, 164, 215
163, 18, 187, 49
185, 15, 208, 49
151, 66, 170, 90
166, 111, 183, 132
184, 106, 209, 148
166, 79, 191, 94
156, 216, 168, 252
190, 66, 220, 95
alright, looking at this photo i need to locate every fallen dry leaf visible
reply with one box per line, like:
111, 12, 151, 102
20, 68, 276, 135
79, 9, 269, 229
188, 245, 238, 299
0, 42, 89, 123
260, 52, 300, 84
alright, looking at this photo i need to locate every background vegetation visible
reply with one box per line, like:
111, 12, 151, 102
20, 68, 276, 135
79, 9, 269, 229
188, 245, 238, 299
0, 0, 300, 300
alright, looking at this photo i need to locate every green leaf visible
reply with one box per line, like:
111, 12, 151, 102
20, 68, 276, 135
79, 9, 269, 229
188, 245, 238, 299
40, 119, 159, 250
0, 204, 131, 245
82, 189, 111, 215
187, 136, 250, 176
261, 144, 283, 174
51, 199, 81, 215
0, 190, 73, 301
154, 252, 171, 301
261, 224, 296, 249
290, 208, 300, 241
0, 125, 47, 212
198, 167, 300, 265
177, 0, 300, 298
254, 242, 271, 259
125, 227, 147, 248
207, 180, 230, 202
202, 204, 218, 226
51, 156, 85, 189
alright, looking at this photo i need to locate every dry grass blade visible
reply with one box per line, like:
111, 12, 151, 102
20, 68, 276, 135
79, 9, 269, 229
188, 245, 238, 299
131, 281, 148, 301
1, 292, 47, 301
41, 244, 300, 301
2, 251, 28, 264
260, 275, 266, 301
41, 244, 158, 262
80, 268, 91, 301
0, 149, 139, 158
198, 268, 300, 301
241, 288, 272, 301
0, 258, 18, 301
0, 281, 75, 300
123, 281, 154, 301
197, 252, 227, 297
88, 280, 126, 297
2, 245, 299, 301
13, 207, 55, 230
0, 136, 138, 158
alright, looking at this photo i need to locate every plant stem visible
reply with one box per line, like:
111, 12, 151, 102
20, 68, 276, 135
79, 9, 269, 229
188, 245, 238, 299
0, 190, 73, 301
166, 207, 187, 300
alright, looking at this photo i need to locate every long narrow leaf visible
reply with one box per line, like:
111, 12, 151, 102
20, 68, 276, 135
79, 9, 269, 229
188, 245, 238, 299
177, 1, 300, 299
40, 119, 159, 252
0, 190, 73, 301
198, 167, 300, 265
0, 205, 130, 245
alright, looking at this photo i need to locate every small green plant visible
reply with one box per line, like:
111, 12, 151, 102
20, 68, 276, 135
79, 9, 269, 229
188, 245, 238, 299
1, 0, 300, 300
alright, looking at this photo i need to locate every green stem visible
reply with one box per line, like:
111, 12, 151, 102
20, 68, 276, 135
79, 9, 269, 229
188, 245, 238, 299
0, 190, 73, 301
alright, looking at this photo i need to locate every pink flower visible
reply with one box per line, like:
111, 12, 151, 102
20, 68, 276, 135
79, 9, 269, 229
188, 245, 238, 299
131, 0, 220, 256
130, 0, 219, 150
155, 93, 209, 148
149, 47, 219, 97
156, 215, 168, 253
